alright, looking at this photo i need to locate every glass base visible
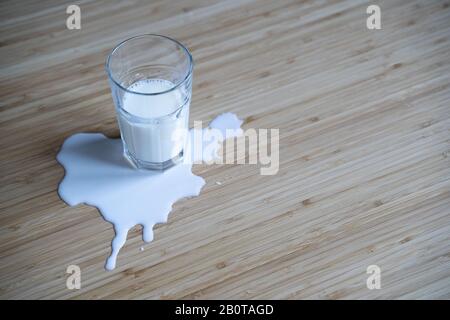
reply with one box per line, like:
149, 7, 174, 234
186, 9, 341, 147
124, 149, 184, 171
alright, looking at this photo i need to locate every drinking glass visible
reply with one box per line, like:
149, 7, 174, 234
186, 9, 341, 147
106, 34, 193, 170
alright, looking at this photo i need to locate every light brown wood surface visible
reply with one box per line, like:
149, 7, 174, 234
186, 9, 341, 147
1, 0, 450, 300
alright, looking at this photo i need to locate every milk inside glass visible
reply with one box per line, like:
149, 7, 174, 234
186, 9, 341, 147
117, 79, 189, 166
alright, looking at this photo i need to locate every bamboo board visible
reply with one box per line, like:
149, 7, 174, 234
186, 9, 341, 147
0, 0, 449, 299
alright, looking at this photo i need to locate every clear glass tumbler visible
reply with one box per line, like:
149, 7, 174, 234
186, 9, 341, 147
106, 34, 193, 170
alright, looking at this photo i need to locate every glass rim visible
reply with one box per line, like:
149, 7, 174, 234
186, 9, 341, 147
105, 34, 193, 96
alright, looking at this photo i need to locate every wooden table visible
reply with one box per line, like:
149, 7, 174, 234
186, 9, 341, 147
1, 0, 449, 299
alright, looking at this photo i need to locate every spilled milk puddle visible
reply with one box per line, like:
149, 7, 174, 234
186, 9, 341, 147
57, 113, 243, 270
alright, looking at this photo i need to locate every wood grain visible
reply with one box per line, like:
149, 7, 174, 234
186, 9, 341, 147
1, 0, 449, 299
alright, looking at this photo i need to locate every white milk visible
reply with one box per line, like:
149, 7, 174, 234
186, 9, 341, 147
117, 79, 189, 164
57, 113, 243, 270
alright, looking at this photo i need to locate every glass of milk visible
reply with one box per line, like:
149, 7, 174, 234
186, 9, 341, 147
106, 34, 193, 170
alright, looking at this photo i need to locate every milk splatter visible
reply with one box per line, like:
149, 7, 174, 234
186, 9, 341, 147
209, 112, 243, 137
57, 113, 242, 270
